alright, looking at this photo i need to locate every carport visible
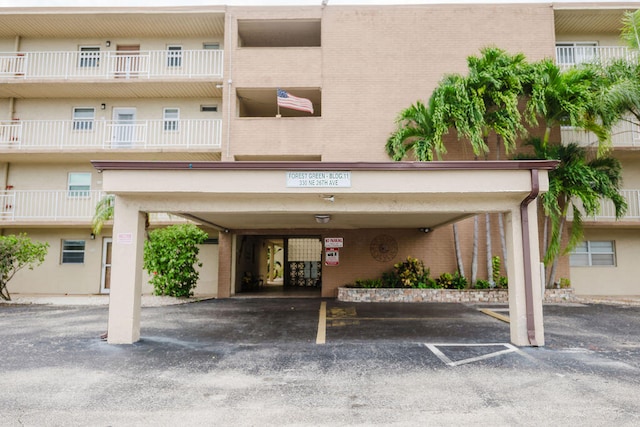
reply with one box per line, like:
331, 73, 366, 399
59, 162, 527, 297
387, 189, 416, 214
92, 160, 557, 347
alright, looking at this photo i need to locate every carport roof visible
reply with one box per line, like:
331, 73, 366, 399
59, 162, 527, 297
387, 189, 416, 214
92, 160, 558, 172
92, 160, 558, 231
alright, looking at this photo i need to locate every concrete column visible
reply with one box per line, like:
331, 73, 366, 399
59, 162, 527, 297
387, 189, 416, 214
107, 196, 146, 344
217, 231, 232, 298
505, 205, 545, 346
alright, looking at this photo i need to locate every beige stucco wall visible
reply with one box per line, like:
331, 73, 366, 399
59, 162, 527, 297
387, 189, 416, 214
5, 227, 219, 296
6, 229, 104, 295
16, 37, 224, 52
6, 162, 100, 191
12, 98, 222, 121
570, 227, 640, 295
555, 33, 623, 45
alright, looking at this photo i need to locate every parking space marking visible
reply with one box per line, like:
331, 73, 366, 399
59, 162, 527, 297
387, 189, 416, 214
478, 308, 510, 323
316, 301, 327, 345
424, 343, 526, 367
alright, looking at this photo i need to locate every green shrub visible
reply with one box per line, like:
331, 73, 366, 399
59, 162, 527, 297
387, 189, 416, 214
143, 224, 208, 297
394, 256, 429, 288
0, 234, 49, 301
497, 276, 508, 289
474, 279, 491, 289
381, 271, 402, 288
558, 277, 571, 289
436, 271, 468, 289
353, 278, 384, 288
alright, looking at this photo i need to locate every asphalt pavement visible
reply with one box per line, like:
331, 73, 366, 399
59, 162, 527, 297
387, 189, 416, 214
1, 297, 639, 426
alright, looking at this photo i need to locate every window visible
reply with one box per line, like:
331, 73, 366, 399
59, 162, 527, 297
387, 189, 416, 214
163, 108, 180, 131
203, 43, 220, 50
61, 240, 86, 264
556, 42, 597, 66
570, 241, 616, 267
68, 172, 91, 198
200, 105, 218, 112
73, 107, 95, 131
79, 46, 100, 67
167, 45, 182, 67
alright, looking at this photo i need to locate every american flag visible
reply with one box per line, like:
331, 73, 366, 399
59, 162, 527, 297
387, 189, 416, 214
277, 89, 314, 114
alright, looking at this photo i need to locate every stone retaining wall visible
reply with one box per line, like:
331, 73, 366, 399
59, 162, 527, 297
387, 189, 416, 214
337, 287, 576, 303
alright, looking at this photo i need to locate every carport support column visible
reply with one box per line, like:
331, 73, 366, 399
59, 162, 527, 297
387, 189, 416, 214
107, 196, 146, 344
216, 231, 232, 298
505, 203, 545, 346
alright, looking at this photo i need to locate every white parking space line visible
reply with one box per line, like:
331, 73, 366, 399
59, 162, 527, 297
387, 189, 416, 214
424, 343, 527, 367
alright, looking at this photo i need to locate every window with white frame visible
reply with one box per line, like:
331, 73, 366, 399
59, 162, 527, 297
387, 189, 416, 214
68, 172, 91, 198
79, 46, 100, 68
167, 45, 182, 67
203, 42, 220, 50
72, 107, 95, 131
61, 240, 86, 264
556, 42, 598, 66
163, 108, 180, 131
570, 241, 616, 267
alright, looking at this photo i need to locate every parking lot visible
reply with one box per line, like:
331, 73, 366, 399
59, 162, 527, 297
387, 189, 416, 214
1, 297, 639, 426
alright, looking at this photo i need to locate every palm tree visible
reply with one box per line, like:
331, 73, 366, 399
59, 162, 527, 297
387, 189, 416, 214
92, 194, 114, 235
621, 9, 640, 50
387, 48, 531, 284
517, 139, 627, 286
524, 60, 615, 155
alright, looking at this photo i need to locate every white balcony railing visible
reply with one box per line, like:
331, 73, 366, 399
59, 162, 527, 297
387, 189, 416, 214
0, 119, 222, 150
0, 49, 223, 80
556, 46, 639, 70
0, 190, 105, 222
561, 118, 640, 149
569, 190, 640, 222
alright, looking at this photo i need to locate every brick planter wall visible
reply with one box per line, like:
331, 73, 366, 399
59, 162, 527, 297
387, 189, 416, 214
337, 287, 576, 303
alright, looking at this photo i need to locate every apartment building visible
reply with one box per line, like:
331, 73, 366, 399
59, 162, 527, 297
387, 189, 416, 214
0, 2, 638, 316
555, 4, 640, 295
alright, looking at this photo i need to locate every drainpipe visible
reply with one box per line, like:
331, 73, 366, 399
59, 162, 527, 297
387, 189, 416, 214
520, 169, 539, 346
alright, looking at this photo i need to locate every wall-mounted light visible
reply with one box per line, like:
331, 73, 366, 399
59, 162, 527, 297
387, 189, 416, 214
105, 41, 111, 47
315, 214, 331, 224
322, 195, 335, 203
419, 228, 431, 233
90, 233, 96, 240
100, 103, 106, 110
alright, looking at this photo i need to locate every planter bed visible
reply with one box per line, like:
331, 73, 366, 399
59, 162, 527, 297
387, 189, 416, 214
337, 287, 576, 304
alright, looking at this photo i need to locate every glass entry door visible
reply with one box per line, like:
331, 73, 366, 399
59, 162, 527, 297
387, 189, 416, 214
286, 237, 322, 288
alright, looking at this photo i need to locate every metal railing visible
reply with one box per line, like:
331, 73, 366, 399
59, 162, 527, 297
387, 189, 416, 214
560, 118, 640, 149
0, 190, 105, 221
556, 46, 639, 70
0, 119, 222, 149
0, 49, 223, 80
569, 190, 640, 221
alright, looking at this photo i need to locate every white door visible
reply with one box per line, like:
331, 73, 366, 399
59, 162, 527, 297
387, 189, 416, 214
100, 238, 112, 294
112, 108, 136, 148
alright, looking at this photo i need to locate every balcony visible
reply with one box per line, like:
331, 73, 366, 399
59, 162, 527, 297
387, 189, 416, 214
0, 50, 223, 80
0, 190, 105, 223
0, 119, 222, 153
556, 46, 638, 70
0, 50, 224, 99
569, 190, 640, 223
561, 118, 640, 149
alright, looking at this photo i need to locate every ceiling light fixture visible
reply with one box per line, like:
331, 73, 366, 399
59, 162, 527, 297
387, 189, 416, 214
419, 228, 431, 233
315, 214, 331, 224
